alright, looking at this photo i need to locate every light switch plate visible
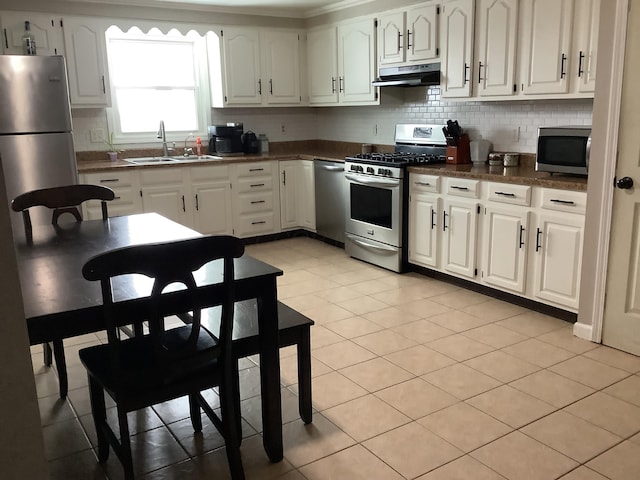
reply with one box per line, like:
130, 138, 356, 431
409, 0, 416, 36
90, 128, 106, 143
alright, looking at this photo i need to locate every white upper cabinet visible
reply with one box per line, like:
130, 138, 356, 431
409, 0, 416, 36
378, 3, 439, 67
572, 0, 599, 93
307, 25, 339, 104
1, 12, 64, 56
220, 26, 301, 107
440, 0, 475, 98
519, 0, 574, 95
62, 17, 111, 107
475, 0, 518, 97
337, 17, 378, 104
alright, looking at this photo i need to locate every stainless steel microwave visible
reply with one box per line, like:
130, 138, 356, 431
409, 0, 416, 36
535, 126, 591, 176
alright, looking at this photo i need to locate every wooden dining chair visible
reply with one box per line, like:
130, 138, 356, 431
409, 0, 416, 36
79, 235, 246, 480
11, 184, 115, 239
11, 183, 115, 398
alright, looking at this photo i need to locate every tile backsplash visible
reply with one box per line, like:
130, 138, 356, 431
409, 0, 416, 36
72, 88, 592, 154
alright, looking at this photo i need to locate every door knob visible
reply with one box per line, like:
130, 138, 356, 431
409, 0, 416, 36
616, 176, 634, 189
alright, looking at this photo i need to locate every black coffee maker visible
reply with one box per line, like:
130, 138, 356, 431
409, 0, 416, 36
208, 123, 244, 156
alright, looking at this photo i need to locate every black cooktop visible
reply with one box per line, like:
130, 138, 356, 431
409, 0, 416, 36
346, 150, 447, 167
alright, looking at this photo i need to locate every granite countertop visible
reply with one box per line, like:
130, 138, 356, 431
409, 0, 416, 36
77, 144, 587, 192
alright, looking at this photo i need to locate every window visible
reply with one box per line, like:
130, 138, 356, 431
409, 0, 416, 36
105, 26, 210, 144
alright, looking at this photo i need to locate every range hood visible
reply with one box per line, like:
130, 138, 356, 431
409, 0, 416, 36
372, 63, 441, 87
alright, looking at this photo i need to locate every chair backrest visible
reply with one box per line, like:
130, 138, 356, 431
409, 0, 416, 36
11, 184, 116, 240
82, 235, 245, 388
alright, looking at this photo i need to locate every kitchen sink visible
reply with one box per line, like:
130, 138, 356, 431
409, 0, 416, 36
125, 155, 223, 165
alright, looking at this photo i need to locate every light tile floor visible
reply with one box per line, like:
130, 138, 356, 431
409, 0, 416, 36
35, 237, 640, 479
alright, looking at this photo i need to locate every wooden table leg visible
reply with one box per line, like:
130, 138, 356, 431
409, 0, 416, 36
257, 281, 283, 462
297, 327, 313, 424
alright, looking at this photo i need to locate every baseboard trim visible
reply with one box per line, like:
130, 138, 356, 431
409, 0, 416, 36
573, 321, 595, 341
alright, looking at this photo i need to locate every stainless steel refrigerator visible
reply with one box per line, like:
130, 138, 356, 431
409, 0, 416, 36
0, 55, 77, 237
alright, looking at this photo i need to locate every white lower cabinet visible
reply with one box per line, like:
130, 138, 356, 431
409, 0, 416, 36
190, 165, 233, 235
279, 159, 316, 231
80, 170, 142, 219
232, 161, 280, 238
408, 173, 586, 312
140, 168, 190, 227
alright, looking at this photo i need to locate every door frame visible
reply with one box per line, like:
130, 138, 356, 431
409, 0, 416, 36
576, 0, 629, 342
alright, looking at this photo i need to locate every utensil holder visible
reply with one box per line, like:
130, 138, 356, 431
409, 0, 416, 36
446, 134, 471, 165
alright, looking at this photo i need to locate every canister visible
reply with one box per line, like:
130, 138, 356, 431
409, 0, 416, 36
503, 153, 520, 167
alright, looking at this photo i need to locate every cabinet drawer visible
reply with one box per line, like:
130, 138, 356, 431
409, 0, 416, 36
539, 188, 587, 214
140, 168, 183, 185
410, 174, 440, 193
190, 164, 230, 181
236, 177, 274, 194
236, 213, 276, 237
237, 192, 274, 213
487, 182, 531, 206
82, 170, 137, 187
236, 162, 273, 177
445, 178, 480, 198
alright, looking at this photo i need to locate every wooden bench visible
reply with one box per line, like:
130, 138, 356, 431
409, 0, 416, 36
198, 300, 314, 424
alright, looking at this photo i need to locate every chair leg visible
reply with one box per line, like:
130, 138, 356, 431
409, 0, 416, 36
189, 394, 202, 432
117, 407, 135, 480
232, 359, 242, 446
220, 382, 245, 480
43, 342, 53, 366
52, 340, 68, 398
297, 328, 313, 424
87, 376, 110, 462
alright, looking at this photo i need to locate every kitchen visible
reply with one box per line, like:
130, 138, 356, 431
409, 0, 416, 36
2, 0, 640, 479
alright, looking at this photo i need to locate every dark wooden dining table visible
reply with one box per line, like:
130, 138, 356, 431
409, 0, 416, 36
14, 212, 285, 462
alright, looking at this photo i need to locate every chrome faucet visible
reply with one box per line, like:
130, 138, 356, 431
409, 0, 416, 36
183, 133, 194, 157
157, 120, 172, 157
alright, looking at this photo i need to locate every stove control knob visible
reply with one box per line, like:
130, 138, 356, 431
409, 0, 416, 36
385, 169, 392, 176
377, 168, 384, 175
358, 165, 364, 172
367, 167, 374, 174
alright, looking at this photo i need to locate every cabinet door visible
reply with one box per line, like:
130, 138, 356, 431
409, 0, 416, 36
573, 0, 599, 93
409, 192, 440, 268
308, 26, 339, 104
141, 184, 190, 227
279, 161, 298, 229
443, 198, 478, 278
222, 27, 262, 105
519, 0, 574, 95
441, 0, 475, 98
378, 11, 405, 65
483, 205, 529, 293
80, 171, 143, 219
1, 12, 64, 55
533, 212, 584, 310
476, 0, 518, 97
407, 3, 439, 63
338, 18, 378, 104
262, 29, 301, 104
63, 17, 111, 107
193, 181, 233, 235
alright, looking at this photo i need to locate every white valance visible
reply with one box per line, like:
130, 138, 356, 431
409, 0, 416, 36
103, 18, 221, 37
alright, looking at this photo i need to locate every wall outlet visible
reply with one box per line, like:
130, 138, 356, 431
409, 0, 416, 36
373, 124, 378, 136
512, 126, 521, 142
281, 124, 286, 134
90, 128, 106, 143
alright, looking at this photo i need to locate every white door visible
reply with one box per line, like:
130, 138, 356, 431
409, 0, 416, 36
533, 212, 584, 310
378, 11, 405, 65
483, 205, 529, 293
0, 12, 64, 55
279, 161, 298, 229
441, 0, 475, 98
222, 27, 262, 105
519, 0, 574, 95
63, 17, 111, 107
602, 0, 640, 355
338, 18, 377, 104
443, 198, 479, 278
141, 185, 189, 227
409, 192, 440, 268
307, 26, 338, 104
262, 29, 301, 104
476, 0, 518, 97
573, 0, 600, 93
407, 3, 440, 63
193, 181, 233, 235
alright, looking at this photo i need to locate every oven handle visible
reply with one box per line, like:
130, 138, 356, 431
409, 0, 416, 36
346, 234, 398, 254
345, 173, 399, 187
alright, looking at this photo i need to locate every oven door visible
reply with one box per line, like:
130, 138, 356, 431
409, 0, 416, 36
345, 172, 402, 247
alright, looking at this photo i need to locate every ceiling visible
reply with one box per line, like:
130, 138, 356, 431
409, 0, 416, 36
72, 0, 368, 18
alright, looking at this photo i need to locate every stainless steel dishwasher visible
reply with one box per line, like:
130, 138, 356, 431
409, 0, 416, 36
314, 159, 346, 244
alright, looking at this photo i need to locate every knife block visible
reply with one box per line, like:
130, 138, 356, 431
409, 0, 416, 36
446, 134, 471, 165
